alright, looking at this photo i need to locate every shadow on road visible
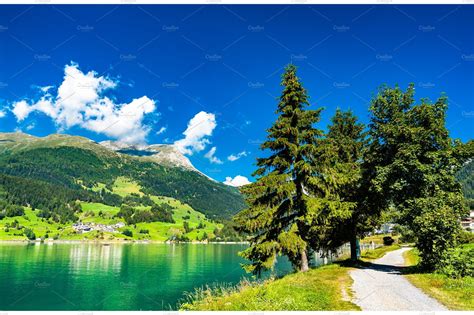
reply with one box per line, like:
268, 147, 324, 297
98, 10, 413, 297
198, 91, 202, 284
335, 259, 419, 275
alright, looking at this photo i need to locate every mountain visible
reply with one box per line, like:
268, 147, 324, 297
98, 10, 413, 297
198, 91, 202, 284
0, 132, 245, 221
99, 140, 213, 178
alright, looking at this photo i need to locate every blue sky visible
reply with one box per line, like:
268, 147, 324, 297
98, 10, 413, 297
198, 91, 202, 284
0, 5, 473, 185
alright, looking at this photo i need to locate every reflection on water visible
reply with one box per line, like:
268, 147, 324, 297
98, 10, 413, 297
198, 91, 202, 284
0, 243, 289, 310
69, 244, 123, 272
0, 243, 348, 310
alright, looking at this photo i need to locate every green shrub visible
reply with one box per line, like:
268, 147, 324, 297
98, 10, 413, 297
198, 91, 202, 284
183, 221, 192, 233
139, 229, 149, 234
23, 228, 36, 240
412, 200, 462, 271
438, 246, 474, 278
457, 230, 474, 244
383, 236, 395, 246
122, 229, 133, 237
394, 224, 416, 243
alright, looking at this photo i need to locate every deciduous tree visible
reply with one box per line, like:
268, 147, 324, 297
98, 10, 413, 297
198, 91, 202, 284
366, 84, 469, 270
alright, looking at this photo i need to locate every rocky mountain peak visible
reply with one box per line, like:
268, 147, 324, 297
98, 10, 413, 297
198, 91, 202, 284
99, 140, 196, 171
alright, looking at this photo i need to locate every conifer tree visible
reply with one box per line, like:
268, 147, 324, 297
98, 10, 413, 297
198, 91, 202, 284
317, 109, 372, 261
235, 65, 323, 274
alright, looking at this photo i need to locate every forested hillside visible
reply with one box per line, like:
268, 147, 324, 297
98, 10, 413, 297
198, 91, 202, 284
0, 133, 245, 222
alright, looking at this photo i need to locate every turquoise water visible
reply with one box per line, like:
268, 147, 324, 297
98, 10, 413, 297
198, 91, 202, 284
0, 243, 294, 310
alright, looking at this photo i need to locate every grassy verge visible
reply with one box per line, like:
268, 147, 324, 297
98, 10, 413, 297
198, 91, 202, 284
360, 244, 401, 261
402, 247, 420, 266
403, 248, 474, 310
179, 264, 359, 311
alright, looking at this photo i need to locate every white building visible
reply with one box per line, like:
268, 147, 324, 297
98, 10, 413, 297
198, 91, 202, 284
461, 210, 474, 232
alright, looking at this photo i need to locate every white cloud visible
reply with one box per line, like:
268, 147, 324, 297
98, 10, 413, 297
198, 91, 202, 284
227, 150, 248, 162
10, 62, 157, 144
174, 111, 216, 155
12, 100, 32, 121
0, 109, 7, 118
39, 85, 53, 93
156, 126, 167, 135
26, 123, 35, 131
223, 175, 251, 187
204, 146, 223, 164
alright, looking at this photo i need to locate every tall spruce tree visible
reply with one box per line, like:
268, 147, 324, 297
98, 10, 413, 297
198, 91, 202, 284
366, 84, 469, 270
235, 65, 323, 274
317, 109, 373, 261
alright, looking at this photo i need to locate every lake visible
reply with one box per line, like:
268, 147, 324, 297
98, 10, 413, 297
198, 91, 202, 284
0, 243, 296, 310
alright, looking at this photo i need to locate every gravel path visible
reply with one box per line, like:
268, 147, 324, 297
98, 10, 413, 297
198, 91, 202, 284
350, 247, 448, 311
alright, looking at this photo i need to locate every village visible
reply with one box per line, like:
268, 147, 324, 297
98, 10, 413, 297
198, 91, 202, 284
72, 222, 125, 234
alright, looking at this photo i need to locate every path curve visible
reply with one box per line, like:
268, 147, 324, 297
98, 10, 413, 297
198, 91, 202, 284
350, 247, 447, 311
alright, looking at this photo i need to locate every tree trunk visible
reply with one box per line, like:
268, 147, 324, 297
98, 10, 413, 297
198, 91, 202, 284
351, 234, 359, 261
300, 249, 309, 272
350, 233, 360, 261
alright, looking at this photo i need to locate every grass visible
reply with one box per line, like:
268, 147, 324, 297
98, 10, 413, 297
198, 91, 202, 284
403, 247, 420, 266
80, 202, 120, 224
403, 247, 474, 310
179, 264, 359, 311
112, 176, 143, 197
360, 244, 401, 261
90, 182, 108, 193
0, 208, 64, 240
360, 233, 399, 245
177, 235, 404, 311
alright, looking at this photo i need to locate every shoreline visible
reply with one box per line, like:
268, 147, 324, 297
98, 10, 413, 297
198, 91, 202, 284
0, 239, 249, 245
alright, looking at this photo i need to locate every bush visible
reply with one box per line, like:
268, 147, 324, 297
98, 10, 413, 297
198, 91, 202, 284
457, 230, 474, 244
23, 228, 36, 240
393, 224, 416, 243
4, 204, 25, 217
173, 234, 190, 242
117, 203, 175, 224
197, 221, 206, 229
139, 229, 149, 234
383, 236, 395, 246
410, 196, 464, 271
437, 246, 474, 278
122, 229, 133, 237
183, 221, 192, 233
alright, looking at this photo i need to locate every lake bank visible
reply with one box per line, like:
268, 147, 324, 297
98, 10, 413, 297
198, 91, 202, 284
178, 243, 410, 311
180, 263, 359, 311
0, 239, 248, 245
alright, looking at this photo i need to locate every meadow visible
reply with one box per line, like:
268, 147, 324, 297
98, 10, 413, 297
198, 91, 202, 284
0, 177, 221, 242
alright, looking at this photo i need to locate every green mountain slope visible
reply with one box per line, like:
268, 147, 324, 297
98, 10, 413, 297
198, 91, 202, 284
0, 133, 245, 221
